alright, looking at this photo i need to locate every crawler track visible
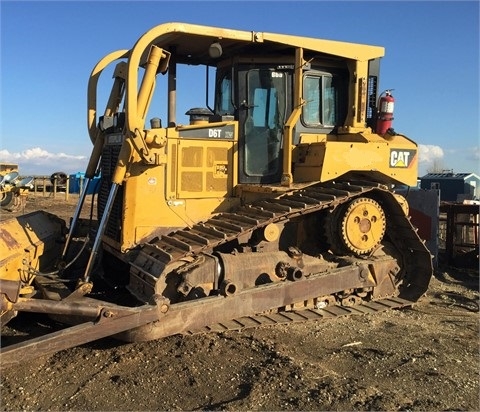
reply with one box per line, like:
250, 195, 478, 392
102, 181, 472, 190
132, 181, 432, 299
125, 180, 433, 340
185, 296, 415, 335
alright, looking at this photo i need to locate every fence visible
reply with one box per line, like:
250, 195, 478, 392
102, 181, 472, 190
28, 175, 70, 200
28, 174, 99, 200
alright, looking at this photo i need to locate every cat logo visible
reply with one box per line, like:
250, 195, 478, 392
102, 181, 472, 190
390, 149, 416, 168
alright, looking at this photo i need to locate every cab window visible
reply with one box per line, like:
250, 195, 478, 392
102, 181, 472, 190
216, 70, 234, 115
302, 73, 337, 127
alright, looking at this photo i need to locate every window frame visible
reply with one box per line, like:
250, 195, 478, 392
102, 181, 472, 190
301, 71, 337, 128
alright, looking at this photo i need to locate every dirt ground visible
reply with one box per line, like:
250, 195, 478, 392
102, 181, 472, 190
1, 195, 479, 411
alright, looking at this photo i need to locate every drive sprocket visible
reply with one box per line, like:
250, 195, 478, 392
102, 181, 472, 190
327, 197, 386, 256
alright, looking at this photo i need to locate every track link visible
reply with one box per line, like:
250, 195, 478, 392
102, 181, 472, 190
185, 296, 414, 335
137, 181, 369, 268
131, 180, 432, 305
132, 181, 368, 274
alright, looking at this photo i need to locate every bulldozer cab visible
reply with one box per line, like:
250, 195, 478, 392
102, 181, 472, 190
230, 64, 347, 184
89, 22, 387, 186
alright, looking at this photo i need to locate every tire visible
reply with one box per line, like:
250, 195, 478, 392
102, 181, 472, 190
50, 172, 68, 186
0, 191, 14, 208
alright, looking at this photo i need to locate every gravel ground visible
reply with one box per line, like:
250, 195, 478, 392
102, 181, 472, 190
1, 195, 478, 411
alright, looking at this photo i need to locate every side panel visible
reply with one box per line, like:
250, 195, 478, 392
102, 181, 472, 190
167, 122, 237, 200
293, 133, 418, 186
115, 123, 238, 251
175, 138, 234, 199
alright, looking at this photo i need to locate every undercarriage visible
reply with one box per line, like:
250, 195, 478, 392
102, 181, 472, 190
0, 181, 432, 369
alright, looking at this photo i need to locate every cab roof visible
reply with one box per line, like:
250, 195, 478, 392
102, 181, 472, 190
132, 22, 385, 65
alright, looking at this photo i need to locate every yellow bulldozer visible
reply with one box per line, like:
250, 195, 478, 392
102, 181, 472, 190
0, 22, 433, 368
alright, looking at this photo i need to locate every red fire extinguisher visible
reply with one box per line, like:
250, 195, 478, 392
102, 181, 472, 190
376, 90, 395, 135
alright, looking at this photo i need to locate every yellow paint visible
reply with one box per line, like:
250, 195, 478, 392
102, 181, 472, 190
0, 212, 65, 282
294, 131, 418, 186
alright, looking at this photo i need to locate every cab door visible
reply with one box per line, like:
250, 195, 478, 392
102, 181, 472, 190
237, 67, 290, 184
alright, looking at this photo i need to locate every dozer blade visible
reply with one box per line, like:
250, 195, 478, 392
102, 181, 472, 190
0, 211, 66, 324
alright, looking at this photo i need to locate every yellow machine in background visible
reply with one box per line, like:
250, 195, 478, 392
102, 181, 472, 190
0, 163, 34, 210
0, 23, 432, 367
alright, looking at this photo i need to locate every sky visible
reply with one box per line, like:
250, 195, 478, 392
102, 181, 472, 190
1, 0, 479, 178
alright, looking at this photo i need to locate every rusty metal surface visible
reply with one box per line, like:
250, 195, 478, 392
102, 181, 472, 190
185, 296, 413, 335
0, 224, 20, 249
0, 287, 413, 371
118, 253, 406, 343
11, 298, 103, 318
0, 255, 395, 370
0, 305, 159, 370
0, 279, 21, 304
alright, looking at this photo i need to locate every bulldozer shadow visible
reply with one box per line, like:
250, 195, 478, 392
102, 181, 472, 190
434, 265, 479, 292
429, 290, 479, 313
